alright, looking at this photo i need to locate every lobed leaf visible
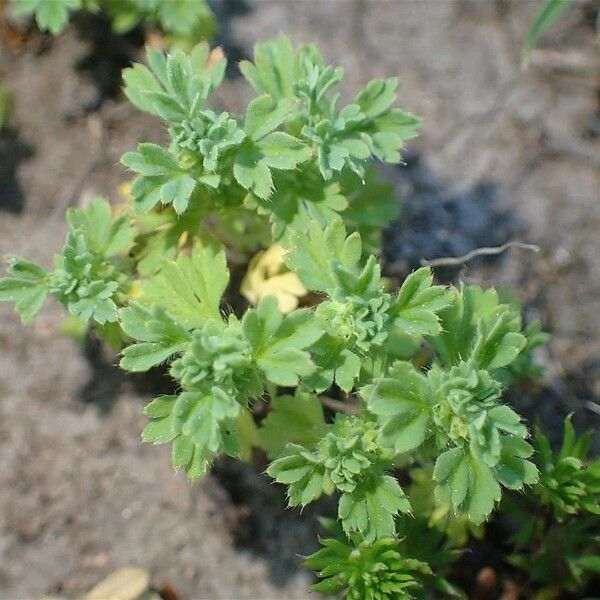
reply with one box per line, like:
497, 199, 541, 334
259, 392, 327, 459
0, 257, 48, 324
430, 285, 526, 369
119, 303, 189, 372
391, 267, 452, 336
243, 296, 322, 386
284, 219, 362, 294
142, 390, 241, 480
122, 143, 200, 214
361, 361, 431, 454
433, 448, 501, 525
339, 475, 411, 541
66, 197, 134, 257
239, 35, 296, 99
141, 244, 229, 328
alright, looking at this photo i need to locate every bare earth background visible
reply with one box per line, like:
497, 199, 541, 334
0, 1, 598, 598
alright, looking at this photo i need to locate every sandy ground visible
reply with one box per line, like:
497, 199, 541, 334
0, 1, 598, 598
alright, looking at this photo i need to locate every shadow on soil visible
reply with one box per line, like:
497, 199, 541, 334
211, 456, 335, 587
383, 152, 521, 282
69, 0, 252, 115
0, 126, 34, 213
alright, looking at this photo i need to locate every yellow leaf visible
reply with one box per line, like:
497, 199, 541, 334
85, 567, 150, 600
118, 181, 133, 204
241, 244, 307, 314
127, 280, 144, 299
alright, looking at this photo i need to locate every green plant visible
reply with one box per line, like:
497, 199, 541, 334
504, 417, 600, 596
1, 36, 581, 598
305, 518, 460, 599
522, 0, 573, 66
10, 0, 216, 44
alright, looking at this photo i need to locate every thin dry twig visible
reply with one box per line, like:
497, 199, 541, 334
585, 401, 600, 416
527, 48, 600, 79
420, 241, 540, 268
319, 396, 359, 415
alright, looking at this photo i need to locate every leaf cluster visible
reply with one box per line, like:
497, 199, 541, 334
504, 417, 600, 594
10, 0, 216, 41
121, 252, 322, 477
0, 197, 134, 325
121, 36, 417, 245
